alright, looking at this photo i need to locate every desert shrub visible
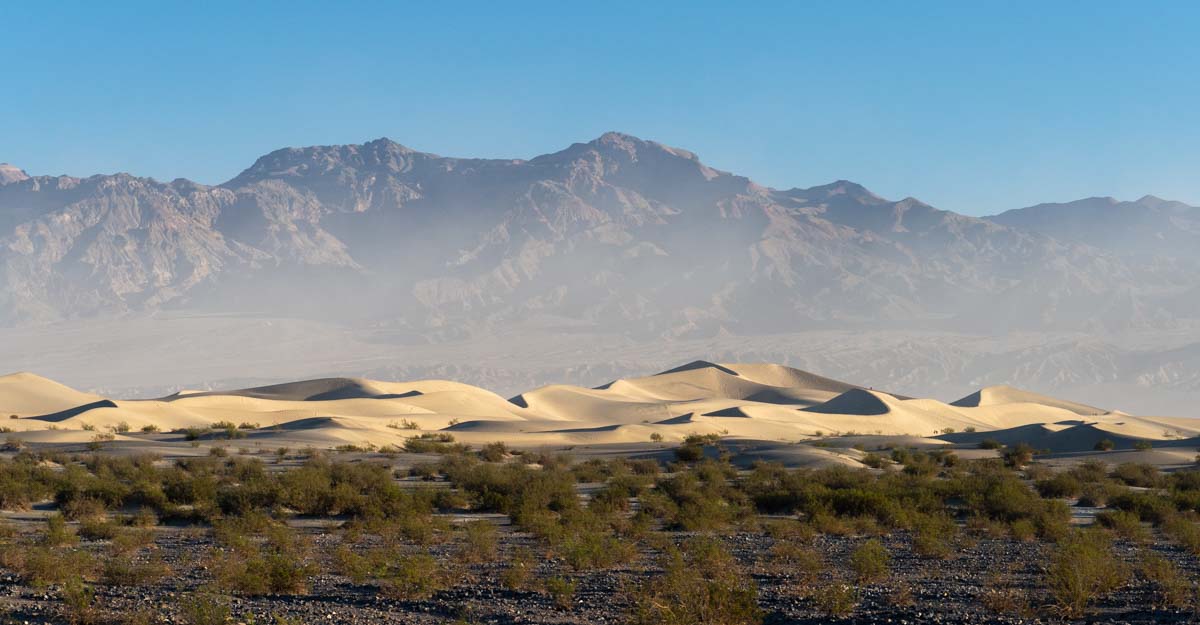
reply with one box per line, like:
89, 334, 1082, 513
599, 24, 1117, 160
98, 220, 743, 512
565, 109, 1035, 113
563, 531, 637, 571
980, 573, 1035, 618
1045, 529, 1126, 618
770, 542, 824, 581
213, 523, 315, 595
673, 443, 706, 463
628, 538, 761, 625
812, 581, 860, 617
457, 520, 498, 563
501, 547, 536, 590
545, 576, 577, 610
101, 551, 170, 586
379, 552, 447, 600
1008, 518, 1036, 541
911, 513, 956, 559
1036, 473, 1082, 499
1094, 438, 1115, 451
1096, 509, 1150, 542
1110, 491, 1175, 524
653, 461, 752, 531
1163, 516, 1200, 553
1002, 443, 1035, 468
179, 592, 231, 625
78, 517, 121, 540
43, 513, 78, 546
953, 467, 1071, 538
110, 527, 157, 554
61, 575, 96, 625
979, 439, 1003, 450
478, 441, 509, 462
1112, 463, 1163, 488
1077, 480, 1125, 507
1069, 460, 1110, 483
404, 433, 468, 454
1139, 553, 1192, 609
1133, 440, 1153, 451
849, 538, 890, 582
860, 452, 888, 469
12, 546, 96, 586
0, 458, 58, 509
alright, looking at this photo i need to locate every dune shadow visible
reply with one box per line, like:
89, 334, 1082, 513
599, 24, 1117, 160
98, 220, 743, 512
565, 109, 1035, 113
29, 399, 118, 422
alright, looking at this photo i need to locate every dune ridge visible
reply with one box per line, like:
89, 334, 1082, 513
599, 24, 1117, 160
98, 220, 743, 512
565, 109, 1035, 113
1, 363, 1196, 458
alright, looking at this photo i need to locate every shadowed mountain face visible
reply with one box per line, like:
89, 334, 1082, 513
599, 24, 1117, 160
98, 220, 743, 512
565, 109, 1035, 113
4, 132, 1198, 337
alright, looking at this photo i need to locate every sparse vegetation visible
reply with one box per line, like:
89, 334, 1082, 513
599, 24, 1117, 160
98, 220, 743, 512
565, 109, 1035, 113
1045, 528, 1127, 618
0, 441, 1196, 623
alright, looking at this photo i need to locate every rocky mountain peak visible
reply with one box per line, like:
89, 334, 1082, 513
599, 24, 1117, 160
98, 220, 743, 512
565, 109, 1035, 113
0, 163, 29, 185
224, 137, 426, 188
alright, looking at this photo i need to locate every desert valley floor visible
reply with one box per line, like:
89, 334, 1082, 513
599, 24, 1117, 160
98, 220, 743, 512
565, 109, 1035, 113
4, 362, 1200, 624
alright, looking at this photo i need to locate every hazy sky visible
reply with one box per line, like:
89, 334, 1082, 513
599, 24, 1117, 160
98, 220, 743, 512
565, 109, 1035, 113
3, 1, 1197, 215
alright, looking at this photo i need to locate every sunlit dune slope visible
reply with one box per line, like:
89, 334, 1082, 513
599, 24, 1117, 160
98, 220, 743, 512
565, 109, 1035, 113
1, 362, 1195, 455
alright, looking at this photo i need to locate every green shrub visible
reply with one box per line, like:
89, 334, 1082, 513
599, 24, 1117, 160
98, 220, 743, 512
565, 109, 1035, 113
545, 576, 577, 610
1139, 553, 1192, 610
1094, 438, 1115, 451
860, 452, 888, 469
457, 520, 498, 563
60, 575, 96, 625
979, 439, 1003, 450
770, 542, 824, 581
849, 538, 890, 582
1096, 509, 1150, 542
101, 551, 169, 586
43, 513, 78, 546
628, 538, 761, 625
1110, 491, 1174, 524
673, 443, 705, 463
911, 514, 955, 559
213, 524, 315, 595
404, 433, 468, 454
1133, 440, 1153, 451
561, 531, 636, 571
479, 441, 509, 462
1035, 473, 1082, 499
1163, 516, 1200, 553
1002, 443, 1035, 468
1045, 529, 1126, 618
179, 592, 231, 625
812, 581, 860, 617
1112, 463, 1162, 488
500, 547, 536, 590
379, 552, 447, 600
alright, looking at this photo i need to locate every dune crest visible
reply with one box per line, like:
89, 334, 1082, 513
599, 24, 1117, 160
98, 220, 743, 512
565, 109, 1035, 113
1, 362, 1195, 455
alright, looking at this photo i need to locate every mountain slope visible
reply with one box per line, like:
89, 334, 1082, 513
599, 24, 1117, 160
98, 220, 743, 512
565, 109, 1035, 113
988, 195, 1200, 260
1, 134, 1196, 336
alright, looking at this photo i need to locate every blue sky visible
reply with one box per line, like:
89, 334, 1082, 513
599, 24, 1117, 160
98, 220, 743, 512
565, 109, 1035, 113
2, 1, 1197, 215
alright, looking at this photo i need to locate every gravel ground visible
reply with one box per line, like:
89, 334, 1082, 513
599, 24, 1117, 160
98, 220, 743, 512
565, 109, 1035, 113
2, 515, 1199, 625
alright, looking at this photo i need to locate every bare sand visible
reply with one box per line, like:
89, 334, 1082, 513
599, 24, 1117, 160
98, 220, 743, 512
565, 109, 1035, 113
2, 360, 1197, 467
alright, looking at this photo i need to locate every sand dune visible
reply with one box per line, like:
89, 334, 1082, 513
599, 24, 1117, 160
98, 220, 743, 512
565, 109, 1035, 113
1, 362, 1196, 463
951, 385, 1104, 416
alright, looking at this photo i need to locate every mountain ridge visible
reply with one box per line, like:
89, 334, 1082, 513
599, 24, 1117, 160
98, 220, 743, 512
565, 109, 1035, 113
2, 133, 1198, 338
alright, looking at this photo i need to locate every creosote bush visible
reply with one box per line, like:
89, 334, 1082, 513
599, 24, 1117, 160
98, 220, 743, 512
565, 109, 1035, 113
1045, 528, 1127, 618
628, 537, 761, 625
849, 538, 890, 582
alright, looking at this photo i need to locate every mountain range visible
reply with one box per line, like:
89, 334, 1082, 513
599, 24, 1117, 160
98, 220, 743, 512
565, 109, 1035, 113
3, 132, 1198, 336
2, 134, 1199, 417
